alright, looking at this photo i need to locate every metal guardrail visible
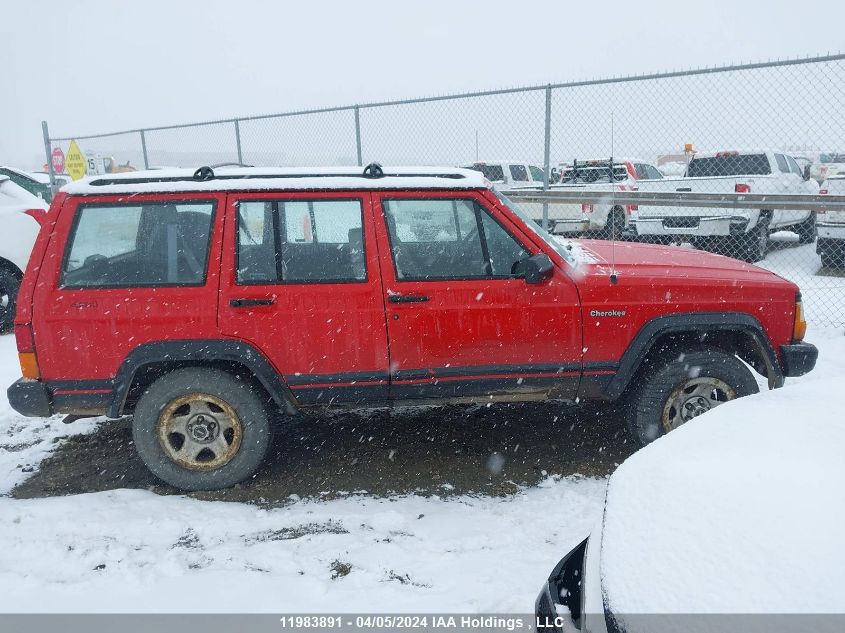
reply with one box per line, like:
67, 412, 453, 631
504, 189, 845, 212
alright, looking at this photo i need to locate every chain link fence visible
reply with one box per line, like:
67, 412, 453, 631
45, 54, 845, 326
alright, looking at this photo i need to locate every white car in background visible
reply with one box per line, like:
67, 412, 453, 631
536, 375, 845, 632
817, 174, 845, 268
0, 176, 47, 332
525, 159, 663, 237
463, 160, 546, 190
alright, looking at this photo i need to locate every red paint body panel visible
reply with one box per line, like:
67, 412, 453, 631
15, 184, 800, 410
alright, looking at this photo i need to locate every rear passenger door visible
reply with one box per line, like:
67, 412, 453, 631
218, 192, 390, 406
373, 191, 582, 401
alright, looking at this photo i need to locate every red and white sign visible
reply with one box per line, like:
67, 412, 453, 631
51, 147, 65, 174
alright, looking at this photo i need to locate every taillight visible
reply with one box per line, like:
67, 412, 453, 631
793, 295, 807, 341
15, 323, 40, 380
23, 208, 47, 226
735, 183, 751, 193
625, 162, 637, 179
819, 188, 828, 195
15, 323, 34, 352
581, 203, 593, 213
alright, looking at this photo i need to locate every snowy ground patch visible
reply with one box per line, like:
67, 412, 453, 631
0, 324, 842, 612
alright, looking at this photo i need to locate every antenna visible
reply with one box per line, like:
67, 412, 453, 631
609, 112, 618, 285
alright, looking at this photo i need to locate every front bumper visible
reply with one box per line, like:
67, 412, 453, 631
780, 342, 818, 377
7, 378, 52, 417
535, 538, 589, 632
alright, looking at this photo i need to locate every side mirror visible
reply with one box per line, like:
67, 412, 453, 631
803, 165, 811, 181
512, 253, 554, 284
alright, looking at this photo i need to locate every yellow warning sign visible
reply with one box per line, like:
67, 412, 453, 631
66, 140, 86, 180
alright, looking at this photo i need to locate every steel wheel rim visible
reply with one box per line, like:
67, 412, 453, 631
156, 393, 243, 471
662, 377, 736, 433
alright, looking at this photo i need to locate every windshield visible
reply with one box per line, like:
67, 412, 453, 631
820, 153, 845, 163
493, 190, 576, 265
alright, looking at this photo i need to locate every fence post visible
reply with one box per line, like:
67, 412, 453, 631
234, 119, 243, 164
140, 129, 149, 169
542, 84, 552, 230
354, 106, 362, 166
41, 121, 57, 193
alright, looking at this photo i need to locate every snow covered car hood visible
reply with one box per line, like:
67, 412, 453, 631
599, 375, 845, 618
572, 239, 786, 284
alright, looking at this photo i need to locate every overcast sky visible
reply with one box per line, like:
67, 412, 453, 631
2, 0, 842, 168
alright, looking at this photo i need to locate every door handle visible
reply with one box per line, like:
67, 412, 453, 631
230, 298, 275, 307
388, 294, 429, 304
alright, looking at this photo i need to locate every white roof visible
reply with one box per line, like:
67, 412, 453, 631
61, 166, 490, 196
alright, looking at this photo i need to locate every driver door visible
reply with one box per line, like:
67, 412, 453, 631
372, 190, 582, 401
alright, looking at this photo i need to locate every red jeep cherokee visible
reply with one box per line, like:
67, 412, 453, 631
7, 165, 817, 490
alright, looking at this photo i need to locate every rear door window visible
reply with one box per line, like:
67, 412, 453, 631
236, 199, 366, 283
467, 164, 505, 182
61, 201, 215, 288
775, 154, 790, 173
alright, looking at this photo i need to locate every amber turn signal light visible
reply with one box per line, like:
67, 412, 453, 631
793, 299, 807, 342
18, 353, 40, 380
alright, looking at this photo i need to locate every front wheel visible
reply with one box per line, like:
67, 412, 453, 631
132, 367, 273, 491
625, 348, 759, 446
794, 212, 817, 245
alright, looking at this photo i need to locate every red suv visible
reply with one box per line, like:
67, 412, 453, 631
7, 165, 817, 490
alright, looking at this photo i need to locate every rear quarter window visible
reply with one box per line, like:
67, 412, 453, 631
61, 201, 215, 288
687, 154, 771, 177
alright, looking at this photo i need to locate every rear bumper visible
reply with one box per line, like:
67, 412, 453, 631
7, 378, 113, 418
7, 378, 52, 417
634, 215, 751, 236
817, 223, 845, 240
780, 342, 818, 377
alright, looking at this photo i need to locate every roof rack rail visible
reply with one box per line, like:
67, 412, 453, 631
87, 164, 468, 187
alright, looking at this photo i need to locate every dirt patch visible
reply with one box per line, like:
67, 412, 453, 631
11, 402, 634, 504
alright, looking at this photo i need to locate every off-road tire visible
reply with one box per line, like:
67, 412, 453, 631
133, 367, 273, 491
0, 268, 20, 334
625, 348, 759, 447
794, 212, 817, 245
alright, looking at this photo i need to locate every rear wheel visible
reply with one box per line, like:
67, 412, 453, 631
0, 268, 20, 334
624, 348, 759, 446
734, 213, 770, 263
794, 212, 817, 244
601, 206, 626, 240
132, 367, 273, 491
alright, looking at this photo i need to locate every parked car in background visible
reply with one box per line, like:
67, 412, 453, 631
634, 150, 818, 262
463, 160, 546, 190
817, 174, 845, 268
536, 375, 845, 631
6, 165, 815, 491
30, 171, 72, 188
817, 152, 845, 182
0, 166, 52, 202
525, 159, 663, 237
0, 176, 47, 332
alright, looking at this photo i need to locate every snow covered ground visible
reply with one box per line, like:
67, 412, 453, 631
0, 323, 843, 613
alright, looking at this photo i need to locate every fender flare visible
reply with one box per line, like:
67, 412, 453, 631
604, 312, 783, 400
108, 339, 296, 417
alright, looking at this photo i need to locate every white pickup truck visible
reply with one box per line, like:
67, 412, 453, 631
515, 159, 663, 237
817, 175, 845, 268
634, 150, 818, 262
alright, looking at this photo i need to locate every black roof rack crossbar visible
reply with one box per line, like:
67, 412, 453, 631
88, 165, 467, 187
